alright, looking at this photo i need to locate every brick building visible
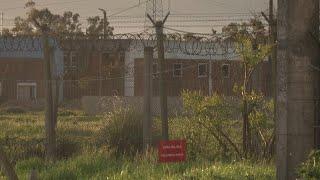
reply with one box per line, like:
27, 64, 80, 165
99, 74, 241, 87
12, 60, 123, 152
134, 58, 271, 97
0, 37, 64, 103
126, 41, 271, 97
60, 39, 129, 99
0, 38, 271, 103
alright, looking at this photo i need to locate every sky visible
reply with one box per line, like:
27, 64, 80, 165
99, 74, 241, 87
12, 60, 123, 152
0, 0, 276, 33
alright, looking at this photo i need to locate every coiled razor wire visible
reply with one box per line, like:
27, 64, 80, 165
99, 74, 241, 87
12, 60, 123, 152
0, 32, 238, 57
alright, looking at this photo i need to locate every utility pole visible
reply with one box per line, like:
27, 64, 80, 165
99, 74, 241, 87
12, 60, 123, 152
277, 0, 319, 179
1, 12, 3, 35
143, 47, 153, 151
147, 12, 170, 141
261, 0, 277, 157
208, 55, 213, 96
269, 0, 276, 100
262, 0, 276, 98
98, 8, 107, 97
98, 8, 107, 39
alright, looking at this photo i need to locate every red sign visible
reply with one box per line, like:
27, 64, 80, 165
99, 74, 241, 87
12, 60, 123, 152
158, 140, 186, 163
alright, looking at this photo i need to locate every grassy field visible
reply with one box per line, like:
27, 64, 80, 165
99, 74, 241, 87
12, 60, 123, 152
0, 109, 275, 179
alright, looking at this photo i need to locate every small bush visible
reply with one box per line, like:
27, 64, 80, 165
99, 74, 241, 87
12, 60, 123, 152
57, 138, 80, 159
181, 91, 242, 161
298, 150, 320, 179
6, 107, 26, 114
58, 109, 78, 117
96, 107, 159, 155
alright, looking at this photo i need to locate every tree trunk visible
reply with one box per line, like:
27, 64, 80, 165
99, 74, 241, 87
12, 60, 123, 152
52, 79, 60, 128
243, 99, 249, 157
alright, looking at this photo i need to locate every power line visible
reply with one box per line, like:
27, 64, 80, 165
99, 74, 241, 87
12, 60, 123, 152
108, 0, 148, 17
163, 26, 215, 35
1, 0, 89, 12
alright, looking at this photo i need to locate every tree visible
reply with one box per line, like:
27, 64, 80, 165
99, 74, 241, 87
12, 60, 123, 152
86, 16, 114, 37
11, 16, 34, 35
1, 28, 12, 36
235, 35, 271, 157
55, 11, 83, 35
9, 1, 83, 36
222, 18, 272, 157
222, 18, 268, 43
8, 1, 114, 37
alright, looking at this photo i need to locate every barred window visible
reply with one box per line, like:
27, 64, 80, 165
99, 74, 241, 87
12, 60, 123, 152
17, 82, 37, 101
198, 63, 208, 78
222, 64, 230, 78
173, 63, 183, 77
152, 63, 158, 79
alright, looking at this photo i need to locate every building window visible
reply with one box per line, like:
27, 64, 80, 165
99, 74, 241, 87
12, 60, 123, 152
70, 52, 77, 68
222, 64, 230, 78
64, 52, 77, 69
152, 63, 158, 79
102, 53, 111, 65
63, 52, 78, 69
173, 63, 183, 77
198, 63, 208, 78
17, 82, 37, 101
63, 53, 69, 67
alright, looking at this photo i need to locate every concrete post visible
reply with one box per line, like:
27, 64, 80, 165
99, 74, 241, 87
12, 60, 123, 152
143, 47, 153, 151
209, 57, 213, 96
156, 21, 169, 141
43, 34, 57, 161
277, 0, 319, 179
99, 52, 102, 97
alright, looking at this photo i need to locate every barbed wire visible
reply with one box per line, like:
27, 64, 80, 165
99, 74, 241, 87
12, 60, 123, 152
0, 32, 241, 57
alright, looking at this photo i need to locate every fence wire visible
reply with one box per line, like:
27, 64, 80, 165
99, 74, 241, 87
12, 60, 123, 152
0, 33, 274, 179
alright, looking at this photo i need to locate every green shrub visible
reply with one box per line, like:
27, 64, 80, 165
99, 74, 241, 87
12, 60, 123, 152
298, 150, 320, 179
181, 91, 242, 160
96, 107, 159, 155
58, 110, 78, 117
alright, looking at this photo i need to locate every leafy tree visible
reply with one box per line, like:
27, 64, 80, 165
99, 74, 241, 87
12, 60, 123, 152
86, 16, 114, 37
52, 11, 83, 35
235, 35, 272, 157
1, 28, 13, 36
11, 16, 34, 35
183, 33, 203, 41
222, 17, 268, 44
8, 1, 83, 35
221, 17, 272, 158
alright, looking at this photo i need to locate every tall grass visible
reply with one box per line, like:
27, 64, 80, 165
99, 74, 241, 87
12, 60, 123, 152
0, 108, 275, 179
13, 151, 275, 180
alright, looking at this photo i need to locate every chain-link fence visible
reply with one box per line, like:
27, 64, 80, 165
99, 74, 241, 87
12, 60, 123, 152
0, 33, 274, 179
